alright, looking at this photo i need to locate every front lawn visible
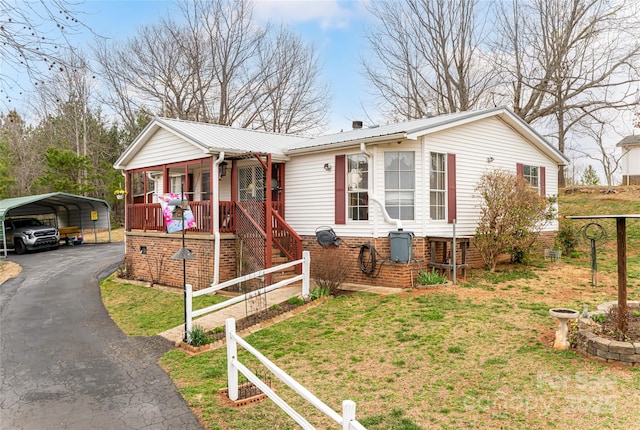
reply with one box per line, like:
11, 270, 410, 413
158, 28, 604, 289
100, 277, 228, 336
158, 262, 639, 430
100, 188, 640, 429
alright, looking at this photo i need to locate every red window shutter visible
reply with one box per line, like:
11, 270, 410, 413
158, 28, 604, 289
447, 153, 457, 224
539, 166, 546, 196
516, 162, 524, 178
335, 155, 346, 224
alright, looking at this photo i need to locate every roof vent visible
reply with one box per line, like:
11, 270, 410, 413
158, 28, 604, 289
352, 120, 363, 130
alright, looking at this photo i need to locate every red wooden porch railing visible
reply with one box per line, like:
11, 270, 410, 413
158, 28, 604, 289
127, 201, 237, 234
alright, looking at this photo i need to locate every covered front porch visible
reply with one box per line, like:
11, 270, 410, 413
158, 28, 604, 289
121, 153, 302, 274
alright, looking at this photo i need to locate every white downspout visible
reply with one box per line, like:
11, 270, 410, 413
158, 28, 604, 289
212, 152, 225, 285
360, 142, 403, 231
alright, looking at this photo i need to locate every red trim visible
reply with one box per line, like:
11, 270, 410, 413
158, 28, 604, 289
540, 166, 546, 196
335, 155, 346, 224
231, 160, 238, 203
516, 162, 524, 178
447, 153, 457, 224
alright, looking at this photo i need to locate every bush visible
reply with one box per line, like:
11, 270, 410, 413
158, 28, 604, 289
416, 268, 448, 285
311, 247, 349, 295
556, 222, 580, 255
474, 169, 552, 271
287, 296, 305, 306
187, 325, 211, 346
310, 286, 331, 300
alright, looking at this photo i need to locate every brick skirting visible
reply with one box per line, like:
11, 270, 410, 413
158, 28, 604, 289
123, 230, 557, 290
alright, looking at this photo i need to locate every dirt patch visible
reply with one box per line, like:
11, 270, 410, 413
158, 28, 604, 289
0, 261, 22, 285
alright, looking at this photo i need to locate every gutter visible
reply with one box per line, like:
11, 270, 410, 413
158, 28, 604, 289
360, 142, 403, 231
211, 152, 225, 285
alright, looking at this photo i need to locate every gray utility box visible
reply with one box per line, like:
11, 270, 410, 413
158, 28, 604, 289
388, 230, 414, 263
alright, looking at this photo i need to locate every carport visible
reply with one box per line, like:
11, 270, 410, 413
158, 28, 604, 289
0, 192, 111, 258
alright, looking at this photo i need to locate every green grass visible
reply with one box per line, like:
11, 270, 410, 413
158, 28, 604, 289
99, 187, 640, 429
100, 277, 227, 335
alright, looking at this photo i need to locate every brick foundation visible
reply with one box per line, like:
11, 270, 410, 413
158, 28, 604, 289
621, 175, 640, 186
123, 230, 558, 290
124, 231, 237, 291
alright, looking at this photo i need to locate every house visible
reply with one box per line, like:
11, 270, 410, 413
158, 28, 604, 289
616, 135, 640, 186
114, 107, 569, 290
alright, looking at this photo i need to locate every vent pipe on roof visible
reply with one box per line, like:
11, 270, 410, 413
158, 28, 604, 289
352, 120, 363, 130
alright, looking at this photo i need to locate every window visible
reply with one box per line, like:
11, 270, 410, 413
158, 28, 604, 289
384, 151, 415, 220
430, 152, 446, 220
523, 165, 539, 189
347, 154, 368, 220
202, 172, 211, 201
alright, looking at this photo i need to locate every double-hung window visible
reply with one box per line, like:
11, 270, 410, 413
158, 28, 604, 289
430, 152, 446, 220
347, 154, 369, 220
384, 151, 415, 220
523, 165, 539, 189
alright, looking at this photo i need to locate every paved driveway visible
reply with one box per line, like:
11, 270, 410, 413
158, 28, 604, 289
0, 243, 202, 429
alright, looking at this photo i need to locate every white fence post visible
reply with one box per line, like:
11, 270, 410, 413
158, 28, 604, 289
342, 400, 356, 430
302, 250, 310, 299
185, 283, 193, 341
226, 318, 238, 401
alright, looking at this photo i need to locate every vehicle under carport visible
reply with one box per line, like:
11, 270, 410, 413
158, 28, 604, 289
0, 192, 112, 258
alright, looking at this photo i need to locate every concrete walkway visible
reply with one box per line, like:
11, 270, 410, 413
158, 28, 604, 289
158, 283, 400, 344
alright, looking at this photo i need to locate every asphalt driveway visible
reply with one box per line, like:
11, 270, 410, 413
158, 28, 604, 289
0, 243, 202, 429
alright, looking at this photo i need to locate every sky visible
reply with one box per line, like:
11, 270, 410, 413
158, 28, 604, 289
71, 0, 374, 134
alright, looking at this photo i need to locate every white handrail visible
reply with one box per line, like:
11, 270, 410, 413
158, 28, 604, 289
226, 317, 367, 429
186, 251, 310, 335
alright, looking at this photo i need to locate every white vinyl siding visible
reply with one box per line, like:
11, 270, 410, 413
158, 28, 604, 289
126, 128, 210, 170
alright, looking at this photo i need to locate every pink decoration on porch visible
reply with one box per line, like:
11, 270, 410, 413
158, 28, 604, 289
159, 193, 197, 233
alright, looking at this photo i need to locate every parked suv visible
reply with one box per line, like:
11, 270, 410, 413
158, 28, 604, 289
4, 218, 59, 254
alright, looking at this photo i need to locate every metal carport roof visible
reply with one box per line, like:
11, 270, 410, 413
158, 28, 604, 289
1, 193, 111, 258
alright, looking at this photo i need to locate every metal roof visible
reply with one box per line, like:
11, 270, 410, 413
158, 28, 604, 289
616, 135, 640, 147
0, 193, 111, 229
283, 107, 570, 165
114, 118, 308, 168
1, 193, 112, 257
115, 107, 570, 169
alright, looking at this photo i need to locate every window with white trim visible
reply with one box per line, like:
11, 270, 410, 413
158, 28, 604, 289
523, 165, 539, 189
384, 151, 415, 220
347, 154, 369, 220
430, 152, 446, 220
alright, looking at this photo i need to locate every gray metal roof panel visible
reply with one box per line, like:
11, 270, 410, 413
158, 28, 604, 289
155, 118, 308, 155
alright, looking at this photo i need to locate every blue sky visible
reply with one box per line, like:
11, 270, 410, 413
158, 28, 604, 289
76, 0, 373, 133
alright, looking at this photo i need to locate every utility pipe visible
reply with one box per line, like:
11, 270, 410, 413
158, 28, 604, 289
212, 152, 225, 285
360, 142, 403, 231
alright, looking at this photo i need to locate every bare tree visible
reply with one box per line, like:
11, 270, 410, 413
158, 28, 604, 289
361, 0, 497, 120
494, 0, 640, 187
570, 111, 625, 188
0, 0, 88, 106
0, 111, 45, 195
253, 26, 330, 135
95, 0, 328, 134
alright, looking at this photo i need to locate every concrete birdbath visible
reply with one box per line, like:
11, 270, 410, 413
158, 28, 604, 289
549, 308, 580, 350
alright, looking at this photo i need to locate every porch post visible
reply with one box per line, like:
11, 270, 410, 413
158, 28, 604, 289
265, 154, 273, 271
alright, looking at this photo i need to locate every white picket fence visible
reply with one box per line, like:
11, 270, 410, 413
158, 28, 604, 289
185, 250, 311, 338
225, 317, 367, 429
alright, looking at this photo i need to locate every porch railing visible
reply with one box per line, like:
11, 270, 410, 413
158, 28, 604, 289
272, 209, 303, 265
128, 201, 236, 233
